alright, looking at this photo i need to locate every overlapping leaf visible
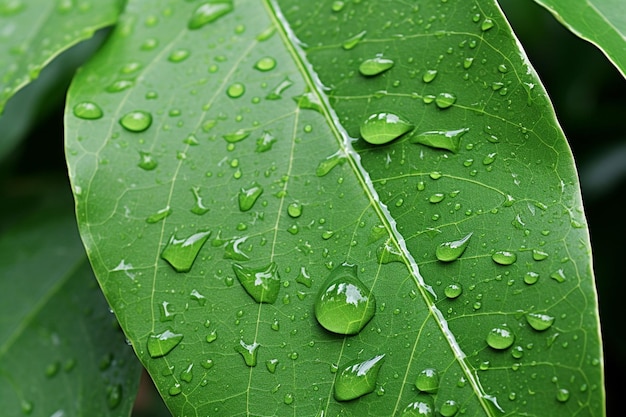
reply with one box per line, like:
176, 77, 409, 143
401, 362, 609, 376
65, 0, 605, 416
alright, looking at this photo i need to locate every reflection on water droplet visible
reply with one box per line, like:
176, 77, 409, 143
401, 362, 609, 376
120, 110, 152, 132
334, 354, 385, 401
444, 283, 462, 299
359, 55, 394, 76
232, 262, 280, 303
188, 1, 234, 29
73, 102, 103, 120
435, 92, 457, 109
415, 368, 439, 393
526, 312, 555, 331
315, 264, 376, 335
254, 56, 276, 71
342, 30, 366, 50
161, 230, 211, 272
238, 182, 263, 211
486, 325, 515, 350
235, 339, 259, 367
436, 233, 472, 262
492, 250, 516, 265
360, 112, 414, 145
147, 329, 184, 358
410, 128, 468, 153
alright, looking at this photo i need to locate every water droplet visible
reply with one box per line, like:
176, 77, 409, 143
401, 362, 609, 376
224, 237, 249, 261
482, 152, 497, 165
331, 0, 345, 12
556, 388, 570, 403
524, 271, 539, 285
138, 151, 158, 171
45, 361, 60, 377
161, 230, 211, 272
73, 101, 103, 120
334, 354, 385, 401
429, 193, 444, 204
463, 57, 474, 69
316, 150, 347, 176
400, 396, 434, 416
227, 82, 245, 98
180, 363, 193, 383
439, 399, 459, 416
168, 49, 190, 62
205, 330, 217, 343
409, 128, 468, 153
287, 202, 303, 218
342, 30, 366, 50
283, 393, 294, 405
435, 92, 457, 109
147, 329, 184, 358
436, 233, 472, 262
266, 358, 279, 373
296, 266, 312, 288
376, 242, 403, 264
146, 206, 172, 223
254, 56, 276, 71
188, 1, 233, 29
359, 55, 394, 76
315, 264, 376, 335
486, 325, 515, 350
235, 339, 259, 366
415, 368, 439, 393
159, 301, 175, 322
119, 110, 152, 132
190, 187, 209, 215
223, 129, 249, 143
550, 269, 566, 283
532, 249, 549, 261
232, 262, 280, 303
444, 283, 462, 299
106, 383, 122, 409
266, 77, 293, 99
168, 383, 182, 396
526, 312, 555, 331
190, 289, 206, 306
491, 250, 516, 265
293, 91, 323, 113
238, 182, 263, 211
20, 399, 33, 414
422, 69, 438, 83
360, 112, 414, 145
481, 18, 494, 31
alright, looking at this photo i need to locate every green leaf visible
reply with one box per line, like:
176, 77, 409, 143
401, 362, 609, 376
0, 0, 123, 113
65, 0, 605, 415
0, 184, 142, 416
530, 0, 626, 77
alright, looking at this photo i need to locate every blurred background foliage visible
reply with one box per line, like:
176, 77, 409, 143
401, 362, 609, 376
0, 1, 622, 416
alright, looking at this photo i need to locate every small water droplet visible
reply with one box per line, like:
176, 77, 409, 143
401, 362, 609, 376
342, 30, 366, 50
439, 399, 459, 416
334, 354, 385, 401
168, 383, 182, 396
550, 269, 566, 283
482, 152, 497, 165
188, 1, 233, 29
146, 206, 172, 223
492, 250, 516, 265
238, 182, 263, 211
147, 329, 184, 358
119, 110, 152, 132
556, 388, 570, 403
400, 395, 434, 416
429, 193, 445, 204
444, 283, 462, 299
331, 0, 345, 12
296, 266, 312, 288
422, 69, 438, 83
287, 201, 303, 218
256, 131, 277, 152
180, 363, 193, 383
190, 186, 209, 215
532, 249, 549, 261
315, 264, 376, 335
415, 368, 439, 393
227, 82, 245, 98
254, 56, 276, 71
486, 324, 515, 350
159, 301, 175, 322
435, 92, 457, 109
283, 393, 294, 405
224, 236, 249, 261
161, 230, 211, 272
524, 271, 539, 285
235, 339, 259, 366
205, 330, 217, 343
138, 151, 158, 171
106, 384, 122, 409
266, 77, 293, 99
190, 289, 206, 306
232, 262, 280, 303
168, 49, 190, 62
73, 101, 103, 120
359, 55, 394, 76
436, 233, 472, 262
409, 128, 468, 153
266, 358, 279, 373
360, 112, 414, 145
481, 18, 494, 31
316, 150, 346, 176
526, 312, 555, 331
20, 399, 33, 415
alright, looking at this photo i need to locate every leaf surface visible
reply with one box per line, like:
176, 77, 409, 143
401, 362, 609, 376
65, 0, 605, 416
0, 0, 123, 113
0, 184, 142, 416
530, 0, 626, 77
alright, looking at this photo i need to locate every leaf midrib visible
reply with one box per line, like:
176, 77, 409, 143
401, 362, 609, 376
265, 0, 499, 414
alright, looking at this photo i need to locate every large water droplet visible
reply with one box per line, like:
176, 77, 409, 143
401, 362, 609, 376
359, 55, 394, 76
147, 329, 184, 358
491, 250, 517, 265
235, 339, 259, 366
415, 368, 439, 393
232, 262, 280, 303
360, 112, 414, 145
525, 312, 555, 331
410, 128, 469, 153
436, 232, 472, 262
486, 325, 515, 350
188, 1, 233, 30
119, 110, 152, 132
73, 101, 103, 120
161, 230, 211, 272
435, 92, 457, 109
314, 264, 376, 335
342, 30, 366, 50
334, 354, 385, 401
238, 182, 263, 211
